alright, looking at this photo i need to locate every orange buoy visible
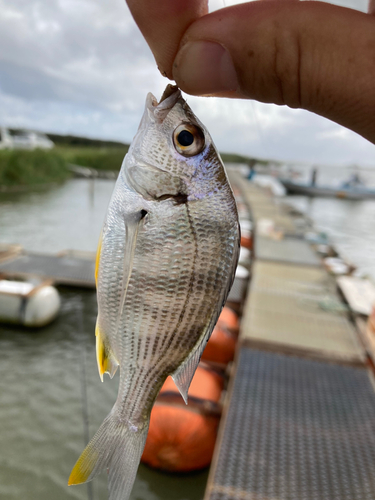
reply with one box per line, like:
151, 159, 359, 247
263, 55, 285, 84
217, 306, 239, 333
201, 325, 236, 365
201, 307, 239, 365
160, 365, 223, 401
141, 366, 223, 472
240, 234, 253, 250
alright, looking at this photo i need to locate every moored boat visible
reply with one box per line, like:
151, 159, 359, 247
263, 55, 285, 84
280, 179, 375, 200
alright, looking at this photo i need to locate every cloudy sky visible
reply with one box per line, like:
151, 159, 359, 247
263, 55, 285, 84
0, 0, 373, 166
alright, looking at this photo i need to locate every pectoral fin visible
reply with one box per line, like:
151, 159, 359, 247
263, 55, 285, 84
117, 210, 146, 320
96, 321, 118, 382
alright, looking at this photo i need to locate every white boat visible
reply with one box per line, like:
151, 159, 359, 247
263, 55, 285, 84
0, 127, 54, 150
0, 280, 60, 327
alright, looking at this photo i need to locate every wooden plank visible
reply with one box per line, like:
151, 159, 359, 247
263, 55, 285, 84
240, 261, 365, 365
255, 236, 321, 267
0, 252, 96, 288
356, 317, 375, 364
0, 244, 23, 264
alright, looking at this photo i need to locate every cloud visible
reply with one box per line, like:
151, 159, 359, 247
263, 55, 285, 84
0, 0, 373, 166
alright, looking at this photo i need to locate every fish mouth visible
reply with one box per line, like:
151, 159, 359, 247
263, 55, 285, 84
146, 85, 182, 123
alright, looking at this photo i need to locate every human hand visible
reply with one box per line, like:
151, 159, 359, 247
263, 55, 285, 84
126, 0, 375, 144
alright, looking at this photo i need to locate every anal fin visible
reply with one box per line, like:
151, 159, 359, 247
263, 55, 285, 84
172, 298, 229, 403
96, 321, 118, 382
172, 331, 211, 404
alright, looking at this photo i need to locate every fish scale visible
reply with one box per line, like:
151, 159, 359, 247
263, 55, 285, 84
69, 86, 240, 500
115, 192, 236, 421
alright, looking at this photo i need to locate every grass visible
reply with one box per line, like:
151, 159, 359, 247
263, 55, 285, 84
0, 149, 70, 188
0, 140, 270, 189
57, 146, 129, 171
0, 146, 129, 189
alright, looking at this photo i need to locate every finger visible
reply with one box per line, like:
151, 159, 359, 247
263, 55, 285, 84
126, 0, 208, 78
172, 2, 375, 143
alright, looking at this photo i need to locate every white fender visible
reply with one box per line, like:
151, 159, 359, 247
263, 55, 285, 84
0, 280, 60, 327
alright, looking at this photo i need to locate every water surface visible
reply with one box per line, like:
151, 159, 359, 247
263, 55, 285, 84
1, 174, 374, 500
283, 164, 375, 280
0, 179, 208, 500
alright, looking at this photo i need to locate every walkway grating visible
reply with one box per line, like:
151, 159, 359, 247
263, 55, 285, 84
205, 348, 375, 500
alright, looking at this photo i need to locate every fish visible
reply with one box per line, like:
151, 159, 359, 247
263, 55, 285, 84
68, 85, 240, 500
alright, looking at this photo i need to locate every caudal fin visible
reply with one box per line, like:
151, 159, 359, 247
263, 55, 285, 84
69, 411, 148, 500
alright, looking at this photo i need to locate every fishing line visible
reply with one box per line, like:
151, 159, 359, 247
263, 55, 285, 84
77, 294, 94, 500
250, 100, 269, 159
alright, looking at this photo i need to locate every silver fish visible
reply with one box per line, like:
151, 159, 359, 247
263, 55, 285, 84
69, 85, 240, 500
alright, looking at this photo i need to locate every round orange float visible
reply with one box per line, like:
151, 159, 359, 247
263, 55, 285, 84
141, 366, 223, 472
240, 234, 253, 250
201, 307, 239, 365
217, 307, 239, 332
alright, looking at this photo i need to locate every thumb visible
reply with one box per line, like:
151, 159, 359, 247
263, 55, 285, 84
172, 2, 375, 144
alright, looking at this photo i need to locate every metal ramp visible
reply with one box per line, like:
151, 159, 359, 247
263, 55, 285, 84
205, 348, 375, 500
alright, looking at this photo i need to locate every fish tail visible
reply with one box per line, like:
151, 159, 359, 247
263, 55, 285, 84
69, 410, 148, 500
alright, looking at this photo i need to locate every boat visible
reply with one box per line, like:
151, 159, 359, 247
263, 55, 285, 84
0, 279, 60, 327
0, 127, 54, 150
280, 179, 375, 200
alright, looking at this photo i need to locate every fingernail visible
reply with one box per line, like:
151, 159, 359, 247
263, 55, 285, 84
173, 41, 238, 95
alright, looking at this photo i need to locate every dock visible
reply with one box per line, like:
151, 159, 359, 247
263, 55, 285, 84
1, 170, 375, 499
204, 169, 375, 500
0, 247, 96, 288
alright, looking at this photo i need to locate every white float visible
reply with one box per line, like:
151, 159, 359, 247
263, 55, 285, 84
239, 246, 251, 266
0, 280, 60, 327
227, 265, 250, 303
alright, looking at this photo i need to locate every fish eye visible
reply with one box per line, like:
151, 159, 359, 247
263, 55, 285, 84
173, 123, 205, 157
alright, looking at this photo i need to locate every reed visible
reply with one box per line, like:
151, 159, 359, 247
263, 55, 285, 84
0, 149, 70, 187
57, 146, 129, 171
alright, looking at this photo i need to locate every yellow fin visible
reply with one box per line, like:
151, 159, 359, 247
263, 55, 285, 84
95, 232, 102, 286
68, 447, 99, 485
96, 321, 118, 382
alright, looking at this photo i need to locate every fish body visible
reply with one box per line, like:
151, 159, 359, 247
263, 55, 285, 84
69, 85, 240, 500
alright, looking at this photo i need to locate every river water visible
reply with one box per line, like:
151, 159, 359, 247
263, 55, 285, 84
0, 178, 208, 500
282, 164, 375, 281
0, 173, 374, 500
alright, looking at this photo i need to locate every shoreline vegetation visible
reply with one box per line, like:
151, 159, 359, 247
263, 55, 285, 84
0, 131, 263, 189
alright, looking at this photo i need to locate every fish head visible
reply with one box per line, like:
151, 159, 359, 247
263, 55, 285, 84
124, 85, 226, 202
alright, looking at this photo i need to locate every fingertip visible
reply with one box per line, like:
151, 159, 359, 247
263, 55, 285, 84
126, 0, 209, 81
172, 2, 375, 142
173, 41, 239, 96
